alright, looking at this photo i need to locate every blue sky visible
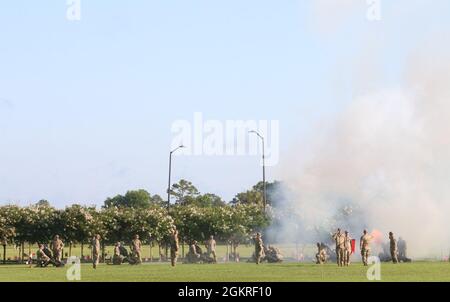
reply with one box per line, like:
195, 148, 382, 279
1, 0, 449, 207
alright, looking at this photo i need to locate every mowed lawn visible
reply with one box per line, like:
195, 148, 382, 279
0, 262, 449, 282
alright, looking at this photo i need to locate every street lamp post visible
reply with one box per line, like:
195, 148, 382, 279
249, 130, 266, 210
167, 145, 185, 210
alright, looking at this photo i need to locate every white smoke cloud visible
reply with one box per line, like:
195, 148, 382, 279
0, 98, 14, 130
269, 0, 450, 260
308, 0, 365, 34
0, 98, 13, 109
277, 45, 450, 259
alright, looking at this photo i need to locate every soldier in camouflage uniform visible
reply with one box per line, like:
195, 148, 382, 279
254, 233, 264, 265
91, 234, 101, 269
332, 228, 345, 266
131, 234, 142, 264
389, 232, 399, 264
50, 235, 64, 262
112, 242, 124, 265
170, 228, 179, 267
343, 231, 352, 266
360, 229, 373, 266
315, 243, 327, 264
185, 241, 198, 263
397, 237, 411, 262
264, 245, 283, 263
205, 235, 217, 263
36, 244, 55, 267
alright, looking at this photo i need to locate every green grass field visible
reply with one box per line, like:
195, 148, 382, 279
0, 262, 449, 282
2, 243, 449, 282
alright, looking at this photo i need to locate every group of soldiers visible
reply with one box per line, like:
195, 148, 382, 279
34, 228, 217, 269
379, 235, 410, 263
110, 229, 182, 267
35, 235, 65, 267
316, 229, 354, 266
184, 236, 217, 264
108, 230, 219, 267
110, 234, 144, 266
35, 228, 182, 268
383, 233, 410, 263
35, 229, 409, 268
316, 228, 409, 266
183, 232, 281, 265
35, 230, 274, 268
250, 232, 283, 264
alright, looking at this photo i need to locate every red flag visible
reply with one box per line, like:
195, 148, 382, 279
351, 239, 356, 254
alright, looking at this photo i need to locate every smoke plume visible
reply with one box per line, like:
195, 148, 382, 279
275, 44, 450, 259
274, 0, 450, 258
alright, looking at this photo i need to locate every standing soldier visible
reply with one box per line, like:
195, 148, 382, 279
91, 234, 101, 269
360, 229, 373, 266
169, 228, 179, 267
254, 233, 264, 265
332, 228, 345, 266
131, 234, 142, 264
389, 232, 399, 264
50, 235, 64, 263
343, 231, 352, 266
206, 235, 217, 263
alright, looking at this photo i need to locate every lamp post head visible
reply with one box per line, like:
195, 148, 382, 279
171, 145, 186, 154
249, 130, 263, 139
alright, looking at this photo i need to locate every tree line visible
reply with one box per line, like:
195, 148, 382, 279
0, 179, 277, 261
